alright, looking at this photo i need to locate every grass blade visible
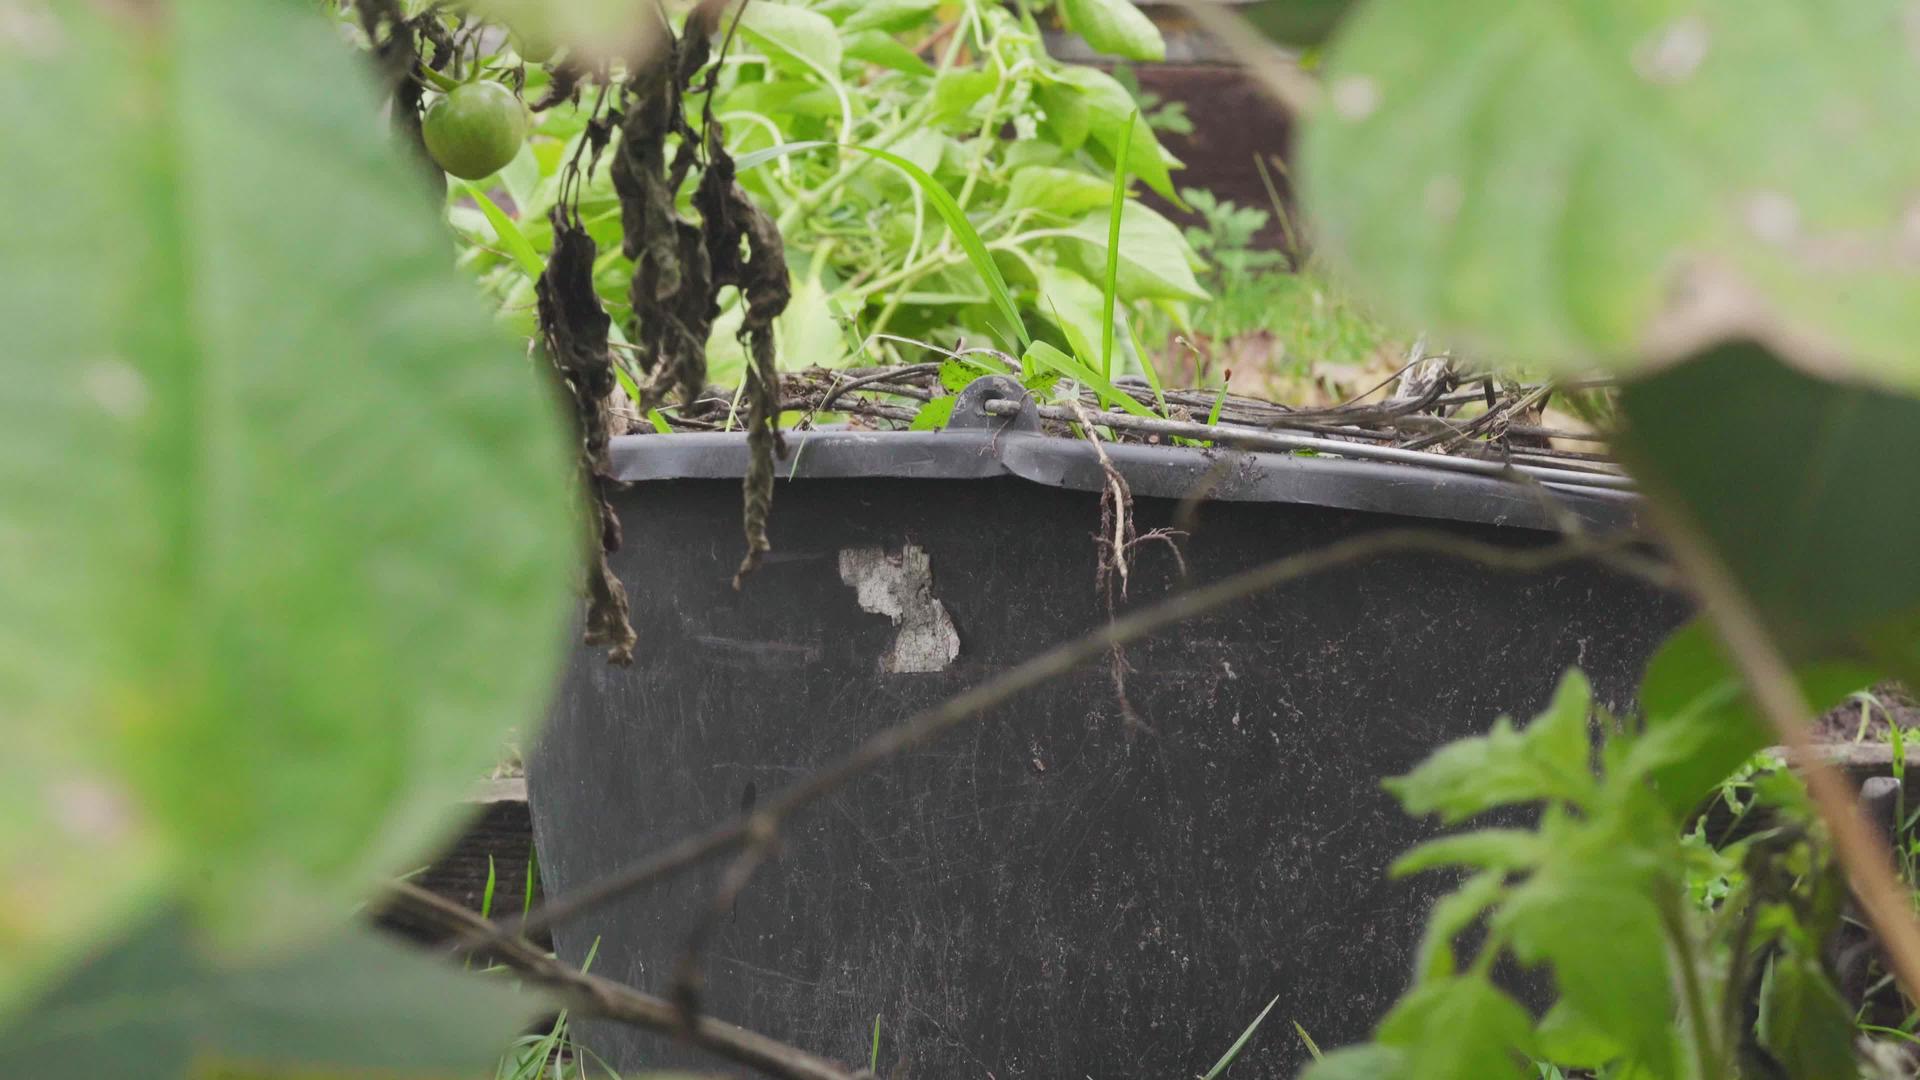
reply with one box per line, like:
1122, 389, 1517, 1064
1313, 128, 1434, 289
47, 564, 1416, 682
1202, 994, 1280, 1079
870, 1013, 882, 1071
1100, 111, 1138, 381
1023, 342, 1157, 420
1292, 1020, 1323, 1061
462, 183, 544, 278
479, 855, 498, 919
738, 141, 1031, 349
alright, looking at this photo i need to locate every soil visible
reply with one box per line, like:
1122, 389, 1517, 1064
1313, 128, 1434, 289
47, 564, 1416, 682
1812, 682, 1920, 744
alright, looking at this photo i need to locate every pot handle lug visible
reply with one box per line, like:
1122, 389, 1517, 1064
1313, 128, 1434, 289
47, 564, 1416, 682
949, 374, 1040, 432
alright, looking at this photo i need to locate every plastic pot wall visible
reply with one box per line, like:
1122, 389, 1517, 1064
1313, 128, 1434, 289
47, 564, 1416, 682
526, 385, 1688, 1077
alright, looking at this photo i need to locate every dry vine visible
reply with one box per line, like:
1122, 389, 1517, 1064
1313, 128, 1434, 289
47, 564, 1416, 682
386, 882, 861, 1080
609, 2, 790, 588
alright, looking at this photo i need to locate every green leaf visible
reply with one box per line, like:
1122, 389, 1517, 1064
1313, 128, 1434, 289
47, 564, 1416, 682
817, 0, 939, 32
1300, 0, 1920, 386
459, 0, 659, 63
737, 0, 843, 75
845, 30, 935, 76
1391, 829, 1544, 878
1626, 621, 1873, 817
1007, 166, 1115, 219
1099, 111, 1137, 379
1201, 994, 1280, 1080
1756, 946, 1857, 1080
1062, 202, 1210, 303
1498, 877, 1678, 1078
1062, 0, 1166, 61
0, 915, 541, 1077
1023, 342, 1157, 419
1385, 670, 1598, 822
0, 0, 575, 1011
909, 396, 958, 431
931, 70, 1001, 127
736, 141, 1031, 348
1533, 1001, 1626, 1070
1409, 871, 1506, 985
938, 360, 988, 394
1037, 66, 1182, 200
1374, 976, 1534, 1080
463, 183, 545, 277
1620, 343, 1920, 665
1034, 264, 1108, 365
1299, 1045, 1412, 1080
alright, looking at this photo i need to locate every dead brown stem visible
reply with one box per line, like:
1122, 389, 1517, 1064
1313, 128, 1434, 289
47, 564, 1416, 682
385, 882, 860, 1080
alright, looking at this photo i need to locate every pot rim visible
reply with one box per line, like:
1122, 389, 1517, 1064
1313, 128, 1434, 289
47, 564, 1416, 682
609, 375, 1639, 534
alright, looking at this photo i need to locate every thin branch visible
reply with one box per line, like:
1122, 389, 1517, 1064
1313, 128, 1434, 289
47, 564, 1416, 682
980, 398, 1633, 495
385, 882, 860, 1080
1644, 505, 1920, 1003
506, 526, 1662, 942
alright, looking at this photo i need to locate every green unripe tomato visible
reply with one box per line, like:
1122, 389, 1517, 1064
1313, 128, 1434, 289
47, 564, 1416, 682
422, 81, 529, 181
510, 27, 560, 65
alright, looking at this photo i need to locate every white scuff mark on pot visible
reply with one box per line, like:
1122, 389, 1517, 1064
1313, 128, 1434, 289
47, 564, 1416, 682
837, 543, 960, 673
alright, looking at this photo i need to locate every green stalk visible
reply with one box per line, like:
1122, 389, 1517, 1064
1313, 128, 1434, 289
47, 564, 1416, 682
1100, 111, 1137, 381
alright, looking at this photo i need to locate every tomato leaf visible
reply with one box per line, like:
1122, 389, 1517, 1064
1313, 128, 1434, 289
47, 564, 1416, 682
1302, 0, 1920, 386
0, 915, 541, 1077
1062, 0, 1166, 62
0, 0, 575, 1013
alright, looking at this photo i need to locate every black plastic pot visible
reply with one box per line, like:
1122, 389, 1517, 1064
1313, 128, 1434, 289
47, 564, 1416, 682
527, 378, 1689, 1078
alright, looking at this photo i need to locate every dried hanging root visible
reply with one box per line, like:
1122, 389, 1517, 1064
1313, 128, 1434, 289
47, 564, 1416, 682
539, 207, 638, 665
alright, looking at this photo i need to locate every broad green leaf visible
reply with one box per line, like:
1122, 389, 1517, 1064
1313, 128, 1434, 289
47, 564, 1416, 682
1374, 976, 1534, 1080
738, 1, 843, 76
1756, 946, 1857, 1080
1007, 166, 1114, 219
0, 915, 541, 1077
1037, 65, 1182, 200
0, 0, 575, 1011
1034, 264, 1108, 364
817, 0, 939, 33
706, 277, 852, 379
1062, 0, 1166, 61
458, 0, 659, 63
1409, 871, 1505, 984
1391, 829, 1543, 878
1302, 0, 1920, 386
938, 359, 996, 394
1062, 202, 1210, 303
1499, 877, 1678, 1078
931, 70, 1001, 127
1533, 1001, 1625, 1070
1626, 620, 1873, 817
1619, 343, 1920, 668
779, 276, 851, 369
910, 397, 958, 431
1299, 1045, 1411, 1080
845, 30, 935, 76
1385, 670, 1598, 822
